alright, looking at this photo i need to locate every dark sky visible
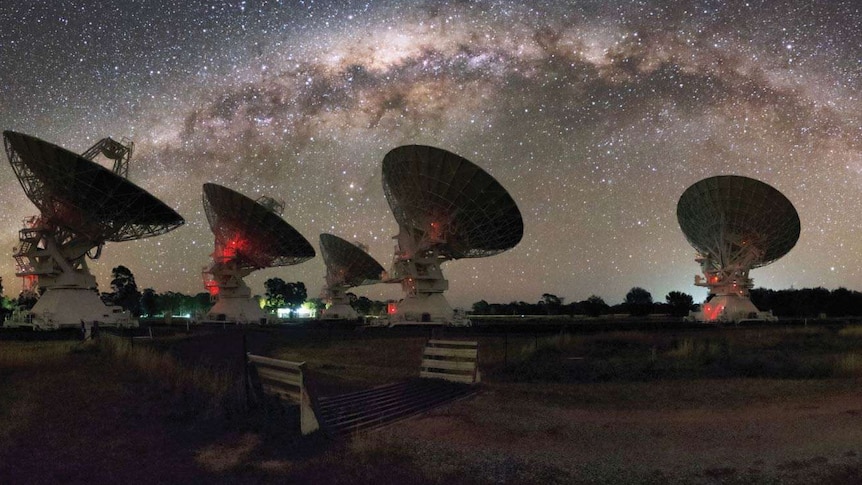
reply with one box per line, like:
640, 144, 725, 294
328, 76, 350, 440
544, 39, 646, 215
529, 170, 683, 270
0, 1, 859, 307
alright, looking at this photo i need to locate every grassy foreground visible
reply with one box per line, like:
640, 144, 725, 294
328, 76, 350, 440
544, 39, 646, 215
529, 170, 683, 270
0, 324, 861, 483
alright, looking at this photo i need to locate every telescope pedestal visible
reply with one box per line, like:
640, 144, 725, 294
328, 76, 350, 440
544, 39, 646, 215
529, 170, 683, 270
27, 287, 134, 329
206, 295, 268, 324
203, 262, 269, 324
8, 220, 135, 330
386, 251, 456, 324
320, 303, 359, 320
390, 292, 453, 324
691, 294, 775, 323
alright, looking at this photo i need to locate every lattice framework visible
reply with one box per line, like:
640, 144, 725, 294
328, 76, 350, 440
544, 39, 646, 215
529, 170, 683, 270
4, 131, 183, 243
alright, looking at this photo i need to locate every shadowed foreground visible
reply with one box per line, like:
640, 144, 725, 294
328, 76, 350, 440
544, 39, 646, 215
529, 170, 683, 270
1, 331, 862, 484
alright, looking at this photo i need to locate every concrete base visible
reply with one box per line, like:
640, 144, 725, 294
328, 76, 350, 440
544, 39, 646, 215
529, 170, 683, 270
320, 303, 359, 320
5, 287, 136, 330
387, 293, 455, 324
206, 297, 270, 324
376, 293, 471, 327
689, 294, 776, 323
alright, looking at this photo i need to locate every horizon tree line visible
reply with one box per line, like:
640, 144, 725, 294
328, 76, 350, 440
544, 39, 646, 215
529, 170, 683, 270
470, 286, 862, 319
6, 267, 862, 321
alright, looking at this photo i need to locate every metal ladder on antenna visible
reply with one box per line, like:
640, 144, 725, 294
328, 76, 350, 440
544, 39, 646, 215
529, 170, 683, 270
13, 227, 40, 274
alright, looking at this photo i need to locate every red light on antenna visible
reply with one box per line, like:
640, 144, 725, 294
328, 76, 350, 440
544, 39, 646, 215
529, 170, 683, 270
22, 274, 37, 292
429, 221, 443, 240
219, 236, 250, 259
203, 279, 219, 296
702, 302, 724, 321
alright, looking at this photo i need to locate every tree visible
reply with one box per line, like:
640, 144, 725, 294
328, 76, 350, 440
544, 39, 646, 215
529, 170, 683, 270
307, 297, 326, 313
0, 277, 12, 323
369, 299, 387, 316
665, 291, 694, 317
351, 296, 373, 315
471, 300, 491, 314
106, 266, 142, 316
625, 287, 653, 316
193, 292, 212, 312
140, 288, 158, 317
581, 295, 608, 317
264, 278, 288, 311
284, 282, 307, 310
539, 293, 563, 315
264, 278, 307, 313
827, 287, 859, 317
16, 291, 38, 311
157, 291, 197, 316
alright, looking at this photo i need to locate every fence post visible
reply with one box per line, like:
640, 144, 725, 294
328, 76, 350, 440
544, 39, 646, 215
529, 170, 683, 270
242, 332, 251, 409
504, 329, 508, 365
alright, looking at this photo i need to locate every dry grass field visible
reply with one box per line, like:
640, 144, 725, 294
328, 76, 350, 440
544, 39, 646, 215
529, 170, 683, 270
1, 323, 862, 484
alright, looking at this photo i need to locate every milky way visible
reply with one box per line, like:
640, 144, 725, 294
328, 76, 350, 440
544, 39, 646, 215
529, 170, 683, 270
0, 1, 859, 307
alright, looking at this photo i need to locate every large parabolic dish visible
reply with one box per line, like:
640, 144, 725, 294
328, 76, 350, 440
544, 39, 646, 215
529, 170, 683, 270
3, 130, 184, 330
677, 175, 800, 322
381, 145, 523, 324
382, 145, 523, 259
5, 131, 184, 243
203, 183, 315, 270
320, 234, 384, 288
319, 233, 385, 320
677, 175, 800, 268
202, 183, 314, 324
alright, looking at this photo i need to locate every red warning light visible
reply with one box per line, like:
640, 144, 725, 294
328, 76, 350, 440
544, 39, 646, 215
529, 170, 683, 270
702, 302, 724, 321
429, 221, 443, 241
22, 274, 37, 291
387, 302, 398, 315
223, 236, 248, 257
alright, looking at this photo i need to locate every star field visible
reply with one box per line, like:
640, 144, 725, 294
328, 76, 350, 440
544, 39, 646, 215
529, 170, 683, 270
0, 1, 859, 307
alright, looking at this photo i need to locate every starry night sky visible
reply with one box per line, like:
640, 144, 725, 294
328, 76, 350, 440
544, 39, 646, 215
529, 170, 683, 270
0, 1, 859, 308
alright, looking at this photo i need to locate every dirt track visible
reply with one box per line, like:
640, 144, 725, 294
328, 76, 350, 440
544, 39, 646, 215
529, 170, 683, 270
384, 382, 862, 483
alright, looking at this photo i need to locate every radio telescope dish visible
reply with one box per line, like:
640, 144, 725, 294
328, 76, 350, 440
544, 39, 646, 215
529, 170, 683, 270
201, 183, 315, 324
3, 130, 185, 330
677, 175, 800, 323
382, 145, 523, 324
319, 233, 385, 320
6, 131, 183, 246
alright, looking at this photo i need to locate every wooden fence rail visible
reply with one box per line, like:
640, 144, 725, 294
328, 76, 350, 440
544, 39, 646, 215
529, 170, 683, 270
420, 339, 480, 384
246, 353, 320, 435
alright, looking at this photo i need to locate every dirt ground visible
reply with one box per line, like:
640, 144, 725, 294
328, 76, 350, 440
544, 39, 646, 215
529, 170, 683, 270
379, 381, 862, 483
0, 351, 228, 484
